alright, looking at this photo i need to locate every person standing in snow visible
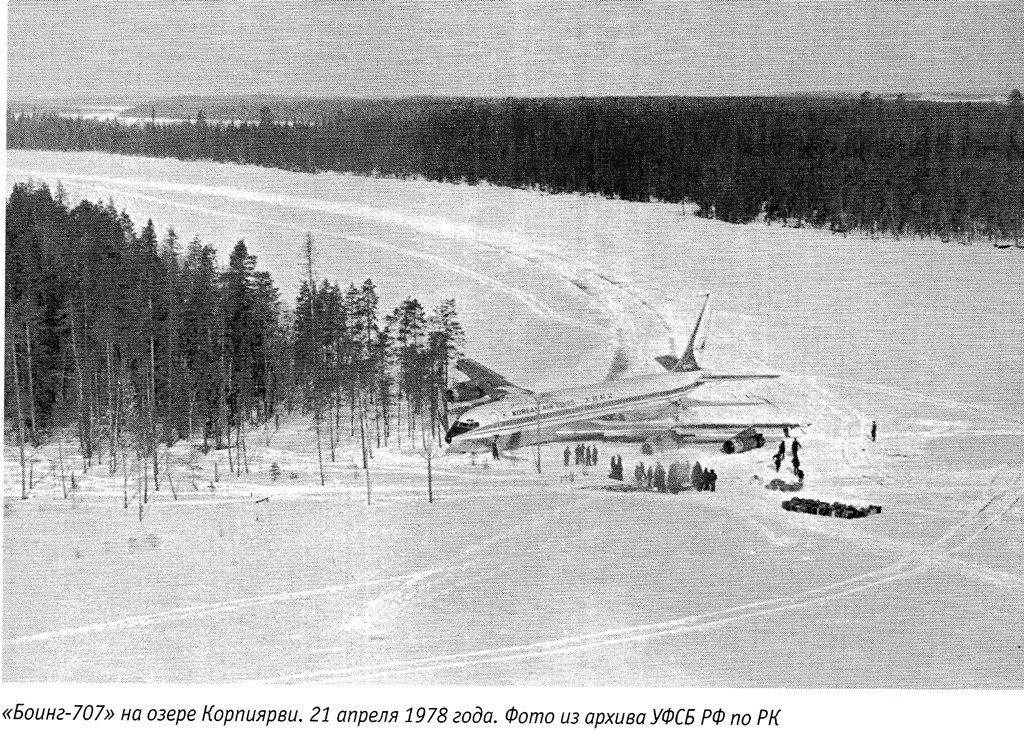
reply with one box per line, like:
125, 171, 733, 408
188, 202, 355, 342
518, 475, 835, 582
635, 461, 646, 487
564, 446, 571, 467
871, 421, 877, 442
491, 437, 500, 460
646, 466, 654, 490
709, 469, 718, 491
653, 462, 666, 491
593, 445, 599, 468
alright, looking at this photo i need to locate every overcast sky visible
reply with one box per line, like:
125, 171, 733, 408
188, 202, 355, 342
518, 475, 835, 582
6, 1, 1023, 102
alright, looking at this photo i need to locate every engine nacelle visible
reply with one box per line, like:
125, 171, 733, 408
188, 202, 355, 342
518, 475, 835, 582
722, 427, 766, 454
446, 380, 487, 404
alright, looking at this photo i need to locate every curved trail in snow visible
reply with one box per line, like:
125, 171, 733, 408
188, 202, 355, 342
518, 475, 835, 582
1, 571, 439, 647
265, 482, 1024, 683
9, 167, 667, 340
13, 175, 598, 333
2, 492, 601, 648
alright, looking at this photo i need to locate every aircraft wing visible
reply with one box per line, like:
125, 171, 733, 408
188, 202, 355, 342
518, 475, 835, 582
671, 397, 768, 408
454, 358, 533, 397
700, 374, 781, 380
554, 419, 802, 442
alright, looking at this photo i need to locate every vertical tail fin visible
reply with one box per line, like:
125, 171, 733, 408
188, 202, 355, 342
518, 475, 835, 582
673, 294, 710, 372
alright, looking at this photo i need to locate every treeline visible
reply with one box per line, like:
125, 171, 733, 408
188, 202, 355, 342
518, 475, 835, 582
7, 93, 1024, 243
5, 182, 464, 496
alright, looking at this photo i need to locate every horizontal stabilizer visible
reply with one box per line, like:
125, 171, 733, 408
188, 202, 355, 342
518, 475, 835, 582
655, 355, 682, 372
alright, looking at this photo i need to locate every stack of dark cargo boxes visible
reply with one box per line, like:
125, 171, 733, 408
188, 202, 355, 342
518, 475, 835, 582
782, 497, 881, 518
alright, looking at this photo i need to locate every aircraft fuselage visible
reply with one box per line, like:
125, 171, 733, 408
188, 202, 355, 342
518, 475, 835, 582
444, 371, 706, 453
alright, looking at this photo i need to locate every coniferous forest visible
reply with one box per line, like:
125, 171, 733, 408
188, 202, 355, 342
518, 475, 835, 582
5, 182, 465, 497
7, 93, 1024, 244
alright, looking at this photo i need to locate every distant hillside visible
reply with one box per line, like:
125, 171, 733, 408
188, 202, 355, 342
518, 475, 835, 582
8, 94, 1024, 245
118, 90, 1021, 120
120, 95, 391, 122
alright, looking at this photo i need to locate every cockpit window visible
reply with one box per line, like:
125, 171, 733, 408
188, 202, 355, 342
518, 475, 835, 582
444, 419, 479, 443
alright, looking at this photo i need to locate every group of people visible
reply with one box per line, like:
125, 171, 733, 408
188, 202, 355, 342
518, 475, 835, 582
564, 443, 599, 467
773, 437, 804, 481
631, 459, 718, 492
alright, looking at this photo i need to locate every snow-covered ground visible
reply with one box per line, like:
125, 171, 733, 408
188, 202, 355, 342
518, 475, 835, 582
4, 150, 1023, 686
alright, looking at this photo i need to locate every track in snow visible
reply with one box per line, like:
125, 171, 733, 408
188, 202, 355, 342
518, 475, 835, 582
266, 480, 1024, 683
2, 571, 438, 648
8, 166, 667, 342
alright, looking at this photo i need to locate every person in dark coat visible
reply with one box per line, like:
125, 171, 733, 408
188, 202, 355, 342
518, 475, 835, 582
616, 455, 624, 480
593, 445, 599, 467
691, 461, 703, 491
564, 446, 571, 467
792, 438, 801, 456
646, 466, 654, 490
635, 461, 646, 487
586, 445, 593, 466
575, 444, 583, 465
709, 469, 718, 491
610, 456, 618, 480
871, 421, 877, 442
653, 462, 666, 491
773, 441, 785, 472
491, 437, 500, 460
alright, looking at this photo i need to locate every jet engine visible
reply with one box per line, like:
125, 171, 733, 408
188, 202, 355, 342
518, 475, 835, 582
721, 427, 766, 454
446, 381, 488, 404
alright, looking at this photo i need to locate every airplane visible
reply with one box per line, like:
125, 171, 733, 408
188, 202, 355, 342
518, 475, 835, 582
444, 295, 800, 455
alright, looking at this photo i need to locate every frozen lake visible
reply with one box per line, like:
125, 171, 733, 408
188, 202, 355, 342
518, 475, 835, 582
5, 150, 1023, 686
8, 150, 1024, 413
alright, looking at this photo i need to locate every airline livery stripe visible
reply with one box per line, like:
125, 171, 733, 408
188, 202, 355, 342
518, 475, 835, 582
458, 381, 703, 439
